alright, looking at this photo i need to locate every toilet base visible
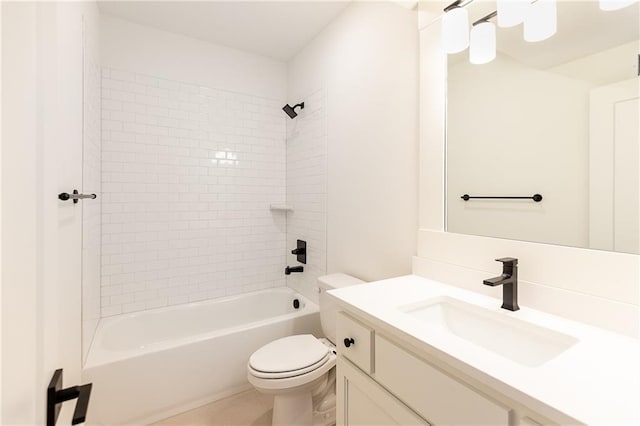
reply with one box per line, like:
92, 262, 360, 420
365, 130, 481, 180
268, 372, 335, 426
312, 405, 336, 426
272, 391, 314, 426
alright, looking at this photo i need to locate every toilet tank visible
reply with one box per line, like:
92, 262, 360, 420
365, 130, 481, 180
318, 273, 365, 344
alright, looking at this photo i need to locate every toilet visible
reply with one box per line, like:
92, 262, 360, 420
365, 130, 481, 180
247, 273, 365, 426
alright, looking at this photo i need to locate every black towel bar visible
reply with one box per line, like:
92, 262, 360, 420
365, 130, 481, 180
461, 194, 543, 202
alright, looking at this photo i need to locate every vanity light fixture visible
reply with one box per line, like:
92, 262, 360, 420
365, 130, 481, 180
442, 0, 560, 59
496, 0, 528, 27
442, 0, 471, 53
599, 0, 637, 10
470, 12, 497, 64
524, 0, 557, 42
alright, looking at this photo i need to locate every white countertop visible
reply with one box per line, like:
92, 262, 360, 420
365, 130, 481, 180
328, 275, 640, 425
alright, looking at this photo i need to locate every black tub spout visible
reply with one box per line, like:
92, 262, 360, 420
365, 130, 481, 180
285, 265, 304, 275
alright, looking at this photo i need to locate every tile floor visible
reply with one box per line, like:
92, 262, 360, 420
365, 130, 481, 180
151, 390, 273, 426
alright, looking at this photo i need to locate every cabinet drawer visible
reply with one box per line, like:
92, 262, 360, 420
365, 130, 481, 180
375, 335, 511, 425
337, 312, 374, 373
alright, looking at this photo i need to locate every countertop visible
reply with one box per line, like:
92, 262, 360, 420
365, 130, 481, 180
328, 275, 640, 425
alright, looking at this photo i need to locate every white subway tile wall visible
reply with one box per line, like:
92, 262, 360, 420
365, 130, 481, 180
285, 89, 328, 304
100, 68, 286, 316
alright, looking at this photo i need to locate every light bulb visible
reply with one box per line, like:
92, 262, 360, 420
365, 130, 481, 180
524, 0, 557, 42
497, 0, 529, 28
442, 7, 470, 54
599, 0, 637, 10
469, 21, 497, 64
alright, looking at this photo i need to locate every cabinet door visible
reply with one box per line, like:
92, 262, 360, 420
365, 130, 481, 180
375, 335, 511, 426
337, 357, 429, 426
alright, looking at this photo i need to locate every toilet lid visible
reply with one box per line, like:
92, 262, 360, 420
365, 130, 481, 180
249, 353, 331, 379
249, 334, 329, 374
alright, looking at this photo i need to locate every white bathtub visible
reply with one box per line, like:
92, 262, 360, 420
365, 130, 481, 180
83, 287, 321, 425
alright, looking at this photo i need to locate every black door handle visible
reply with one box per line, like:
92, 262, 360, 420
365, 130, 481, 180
47, 369, 93, 426
344, 337, 355, 348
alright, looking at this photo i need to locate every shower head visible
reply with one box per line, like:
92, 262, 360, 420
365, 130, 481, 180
282, 102, 305, 119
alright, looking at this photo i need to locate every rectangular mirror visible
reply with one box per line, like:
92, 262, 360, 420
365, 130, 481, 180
446, 0, 639, 254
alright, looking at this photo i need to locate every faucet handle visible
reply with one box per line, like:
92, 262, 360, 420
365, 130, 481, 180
495, 257, 518, 265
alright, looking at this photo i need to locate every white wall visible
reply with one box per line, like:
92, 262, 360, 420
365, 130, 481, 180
287, 2, 418, 297
101, 14, 286, 100
100, 16, 289, 315
447, 53, 592, 249
0, 2, 3, 419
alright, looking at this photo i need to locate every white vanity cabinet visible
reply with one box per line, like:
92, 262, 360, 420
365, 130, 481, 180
336, 311, 551, 426
337, 357, 428, 425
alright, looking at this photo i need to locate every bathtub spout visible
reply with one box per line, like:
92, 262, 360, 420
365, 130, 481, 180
285, 266, 304, 275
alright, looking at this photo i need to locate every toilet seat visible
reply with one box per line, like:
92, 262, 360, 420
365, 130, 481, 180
247, 336, 337, 392
249, 334, 329, 377
250, 352, 330, 379
248, 352, 336, 392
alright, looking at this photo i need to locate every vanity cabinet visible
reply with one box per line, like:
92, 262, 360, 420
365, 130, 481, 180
337, 357, 428, 425
336, 311, 551, 426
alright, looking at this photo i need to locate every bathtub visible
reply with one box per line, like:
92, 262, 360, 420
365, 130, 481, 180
83, 287, 321, 425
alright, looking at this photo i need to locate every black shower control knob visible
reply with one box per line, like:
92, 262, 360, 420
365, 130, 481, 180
344, 337, 355, 348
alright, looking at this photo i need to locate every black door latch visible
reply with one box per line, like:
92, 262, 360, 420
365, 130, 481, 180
47, 369, 92, 426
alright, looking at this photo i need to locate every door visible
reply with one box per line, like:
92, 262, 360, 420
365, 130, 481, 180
1, 3, 91, 424
589, 78, 640, 253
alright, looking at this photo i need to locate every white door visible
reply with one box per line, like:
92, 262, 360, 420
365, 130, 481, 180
589, 78, 640, 254
1, 3, 89, 424
612, 97, 639, 253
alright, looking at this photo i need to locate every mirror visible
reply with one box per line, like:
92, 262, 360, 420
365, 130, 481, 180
446, 0, 639, 254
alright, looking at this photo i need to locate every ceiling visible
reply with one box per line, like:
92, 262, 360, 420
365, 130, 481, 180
98, 1, 352, 61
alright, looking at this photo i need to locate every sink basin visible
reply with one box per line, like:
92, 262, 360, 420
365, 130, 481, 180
398, 297, 578, 367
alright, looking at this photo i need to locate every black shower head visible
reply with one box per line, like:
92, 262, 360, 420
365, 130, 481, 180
282, 102, 305, 119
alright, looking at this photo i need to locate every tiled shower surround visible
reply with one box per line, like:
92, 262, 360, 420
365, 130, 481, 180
100, 68, 287, 316
285, 89, 328, 303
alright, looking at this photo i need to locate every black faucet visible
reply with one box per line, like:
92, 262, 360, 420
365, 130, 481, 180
291, 239, 307, 264
285, 265, 304, 275
483, 258, 519, 311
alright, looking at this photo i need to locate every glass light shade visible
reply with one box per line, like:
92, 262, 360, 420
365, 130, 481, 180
469, 22, 497, 64
442, 7, 470, 54
497, 0, 529, 28
599, 0, 637, 10
524, 0, 557, 42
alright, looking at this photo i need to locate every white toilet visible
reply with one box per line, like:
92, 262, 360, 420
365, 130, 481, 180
247, 273, 364, 426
